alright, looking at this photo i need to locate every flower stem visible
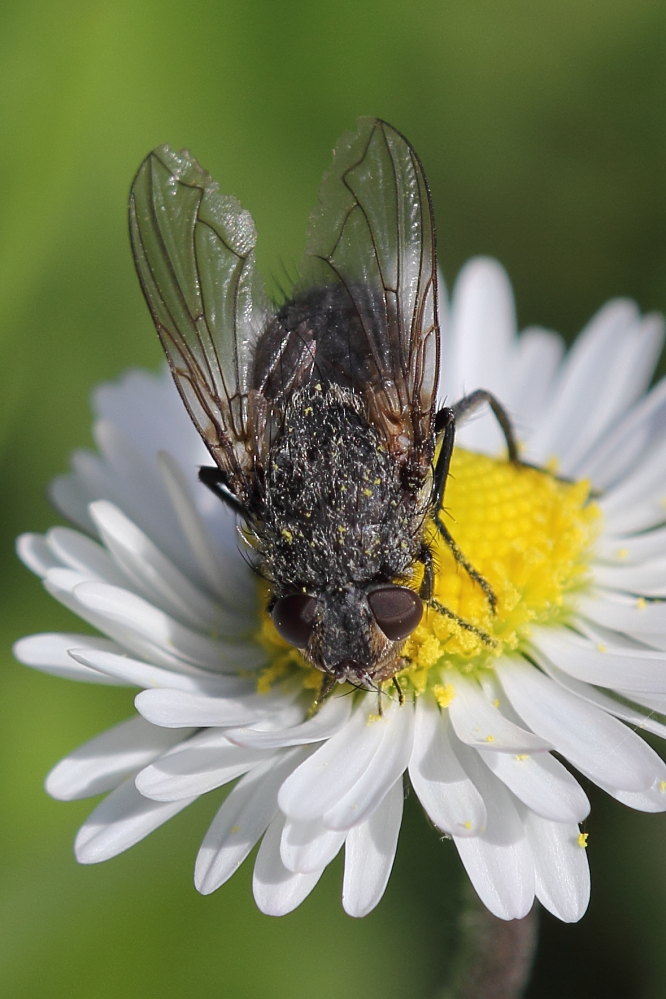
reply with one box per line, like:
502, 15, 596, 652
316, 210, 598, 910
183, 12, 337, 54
439, 884, 538, 999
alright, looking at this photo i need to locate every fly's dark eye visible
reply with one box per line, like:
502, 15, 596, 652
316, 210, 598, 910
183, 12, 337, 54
368, 586, 422, 641
271, 593, 318, 647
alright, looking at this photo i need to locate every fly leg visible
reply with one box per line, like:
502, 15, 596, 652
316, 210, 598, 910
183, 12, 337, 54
433, 390, 521, 509
450, 389, 521, 462
432, 407, 497, 611
432, 391, 520, 612
451, 391, 582, 486
417, 542, 496, 646
199, 466, 247, 517
315, 671, 339, 705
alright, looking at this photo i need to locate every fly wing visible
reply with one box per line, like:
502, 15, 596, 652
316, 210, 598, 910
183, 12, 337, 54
129, 145, 271, 494
300, 118, 440, 457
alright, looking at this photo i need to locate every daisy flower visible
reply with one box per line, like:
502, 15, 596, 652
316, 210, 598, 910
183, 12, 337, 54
15, 257, 666, 922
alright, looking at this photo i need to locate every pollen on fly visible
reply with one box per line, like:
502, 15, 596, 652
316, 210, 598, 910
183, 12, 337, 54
129, 117, 521, 704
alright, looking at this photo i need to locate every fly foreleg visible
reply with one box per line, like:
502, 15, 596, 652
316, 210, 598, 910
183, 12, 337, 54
430, 389, 521, 613
199, 466, 247, 517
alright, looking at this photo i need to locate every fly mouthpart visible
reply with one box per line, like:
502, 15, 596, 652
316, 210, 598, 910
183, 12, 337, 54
333, 661, 381, 695
333, 659, 361, 680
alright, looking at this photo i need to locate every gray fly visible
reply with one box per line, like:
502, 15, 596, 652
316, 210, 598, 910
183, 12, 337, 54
129, 118, 519, 699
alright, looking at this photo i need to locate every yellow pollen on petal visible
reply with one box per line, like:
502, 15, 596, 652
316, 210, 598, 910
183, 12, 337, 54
255, 655, 291, 693
432, 682, 456, 707
578, 832, 589, 848
659, 781, 666, 794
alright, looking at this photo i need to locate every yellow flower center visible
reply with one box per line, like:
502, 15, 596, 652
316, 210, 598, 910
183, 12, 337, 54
400, 450, 599, 693
255, 449, 600, 697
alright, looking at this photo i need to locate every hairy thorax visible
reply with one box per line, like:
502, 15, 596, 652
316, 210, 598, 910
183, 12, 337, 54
257, 384, 429, 593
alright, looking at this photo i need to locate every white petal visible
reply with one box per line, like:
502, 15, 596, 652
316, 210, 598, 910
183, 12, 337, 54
99, 368, 205, 451
600, 436, 666, 535
13, 633, 126, 685
68, 447, 112, 506
616, 689, 666, 715
92, 368, 196, 460
524, 812, 590, 922
278, 702, 392, 822
225, 693, 352, 748
280, 817, 345, 874
17, 532, 74, 576
580, 377, 666, 491
342, 780, 403, 917
45, 526, 126, 585
75, 779, 195, 863
50, 469, 96, 533
535, 655, 666, 746
498, 659, 661, 792
278, 701, 413, 829
555, 307, 662, 474
195, 750, 306, 894
598, 778, 666, 813
91, 420, 192, 567
478, 747, 589, 823
529, 301, 653, 472
68, 647, 226, 692
41, 569, 213, 674
451, 745, 535, 920
72, 581, 263, 671
321, 704, 413, 830
532, 626, 666, 693
89, 500, 228, 632
577, 593, 666, 649
158, 451, 256, 608
252, 812, 324, 915
135, 683, 290, 728
447, 671, 550, 752
446, 260, 516, 445
506, 327, 564, 446
408, 696, 486, 836
46, 717, 186, 800
595, 525, 666, 564
136, 733, 270, 801
594, 559, 666, 597
572, 615, 659, 655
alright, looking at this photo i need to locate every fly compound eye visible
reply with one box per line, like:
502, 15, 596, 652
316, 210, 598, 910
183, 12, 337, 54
367, 586, 423, 641
271, 593, 318, 647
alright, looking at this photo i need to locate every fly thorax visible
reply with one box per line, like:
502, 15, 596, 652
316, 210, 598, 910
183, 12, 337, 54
258, 385, 426, 588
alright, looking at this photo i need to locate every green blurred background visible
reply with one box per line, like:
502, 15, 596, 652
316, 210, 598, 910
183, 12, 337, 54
2, 1, 665, 996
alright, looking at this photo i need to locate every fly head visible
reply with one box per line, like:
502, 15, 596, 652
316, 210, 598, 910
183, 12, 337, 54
271, 582, 423, 687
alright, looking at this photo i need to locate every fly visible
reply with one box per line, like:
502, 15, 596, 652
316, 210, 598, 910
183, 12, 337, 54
129, 118, 520, 699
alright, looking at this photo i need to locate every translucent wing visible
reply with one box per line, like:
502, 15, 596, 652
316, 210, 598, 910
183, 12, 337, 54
129, 146, 271, 492
299, 117, 440, 456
